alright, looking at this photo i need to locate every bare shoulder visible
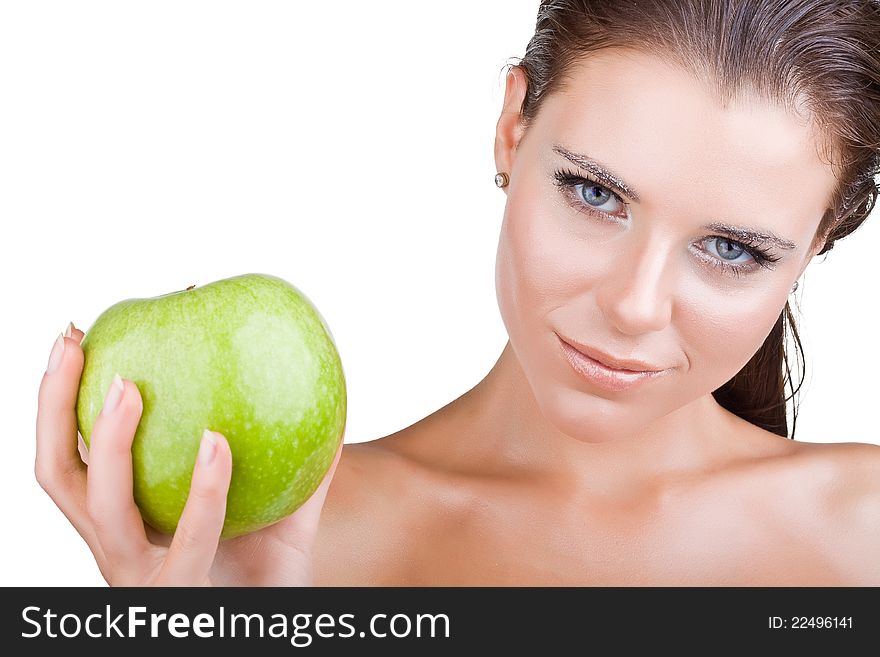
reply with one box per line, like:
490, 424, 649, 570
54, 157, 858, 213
790, 440, 880, 510
311, 437, 445, 586
819, 441, 880, 580
778, 440, 880, 584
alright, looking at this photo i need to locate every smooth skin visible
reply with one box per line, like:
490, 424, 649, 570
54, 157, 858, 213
38, 49, 880, 586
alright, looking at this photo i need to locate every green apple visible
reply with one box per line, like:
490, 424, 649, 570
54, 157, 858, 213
75, 273, 346, 539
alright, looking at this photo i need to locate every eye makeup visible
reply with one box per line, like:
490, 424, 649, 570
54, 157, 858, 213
551, 168, 785, 279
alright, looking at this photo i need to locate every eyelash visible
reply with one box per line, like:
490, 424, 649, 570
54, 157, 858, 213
552, 168, 782, 278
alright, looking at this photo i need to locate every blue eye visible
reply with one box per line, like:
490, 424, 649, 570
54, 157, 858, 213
551, 167, 782, 278
705, 237, 753, 265
577, 180, 625, 214
553, 168, 628, 219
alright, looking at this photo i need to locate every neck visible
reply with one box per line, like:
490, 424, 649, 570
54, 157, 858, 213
450, 340, 747, 498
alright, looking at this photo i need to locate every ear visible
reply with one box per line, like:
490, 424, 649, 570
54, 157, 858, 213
494, 66, 529, 194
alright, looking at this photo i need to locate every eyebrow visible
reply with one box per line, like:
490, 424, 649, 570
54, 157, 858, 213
551, 143, 798, 251
702, 222, 796, 251
553, 144, 642, 202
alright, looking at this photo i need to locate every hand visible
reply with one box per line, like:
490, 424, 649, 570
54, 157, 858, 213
36, 322, 343, 586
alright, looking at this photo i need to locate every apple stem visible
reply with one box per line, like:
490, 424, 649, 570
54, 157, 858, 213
186, 285, 196, 291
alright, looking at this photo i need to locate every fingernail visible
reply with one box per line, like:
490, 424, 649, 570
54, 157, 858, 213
101, 373, 125, 416
64, 322, 74, 338
46, 333, 65, 374
199, 429, 218, 466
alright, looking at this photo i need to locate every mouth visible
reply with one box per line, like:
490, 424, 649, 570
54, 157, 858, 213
555, 333, 670, 393
555, 333, 666, 373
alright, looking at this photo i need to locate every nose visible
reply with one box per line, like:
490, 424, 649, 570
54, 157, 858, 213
594, 231, 674, 336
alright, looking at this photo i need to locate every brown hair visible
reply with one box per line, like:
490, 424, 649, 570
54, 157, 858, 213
505, 0, 880, 438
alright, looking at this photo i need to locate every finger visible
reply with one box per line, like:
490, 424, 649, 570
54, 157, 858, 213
37, 333, 86, 490
296, 438, 345, 527
265, 440, 345, 586
159, 430, 233, 585
35, 330, 105, 563
65, 321, 85, 344
77, 432, 89, 466
86, 374, 151, 574
276, 439, 345, 544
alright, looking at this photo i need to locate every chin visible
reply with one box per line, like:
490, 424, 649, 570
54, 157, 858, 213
536, 384, 638, 444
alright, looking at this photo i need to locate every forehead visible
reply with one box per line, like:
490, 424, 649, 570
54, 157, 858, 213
537, 48, 835, 243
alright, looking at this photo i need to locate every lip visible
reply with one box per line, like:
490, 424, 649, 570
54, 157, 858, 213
555, 333, 670, 393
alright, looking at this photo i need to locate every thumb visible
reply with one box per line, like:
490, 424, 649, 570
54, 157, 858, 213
298, 439, 344, 527
278, 438, 345, 544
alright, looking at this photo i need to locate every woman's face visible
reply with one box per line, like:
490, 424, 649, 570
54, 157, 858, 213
494, 48, 836, 443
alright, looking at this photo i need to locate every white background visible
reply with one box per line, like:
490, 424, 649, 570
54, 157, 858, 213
1, 1, 877, 586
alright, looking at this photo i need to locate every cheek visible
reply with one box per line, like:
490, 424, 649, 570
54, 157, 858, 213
495, 187, 602, 334
495, 190, 575, 343
495, 189, 628, 441
677, 286, 789, 392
